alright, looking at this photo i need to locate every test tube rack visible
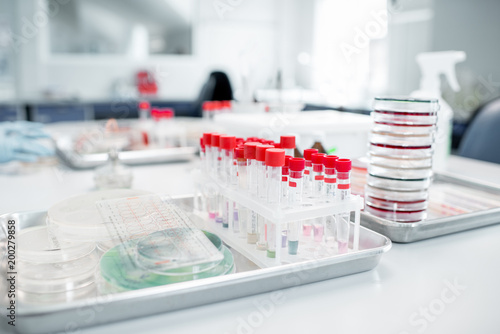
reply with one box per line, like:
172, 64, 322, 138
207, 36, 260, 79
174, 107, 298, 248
196, 172, 365, 268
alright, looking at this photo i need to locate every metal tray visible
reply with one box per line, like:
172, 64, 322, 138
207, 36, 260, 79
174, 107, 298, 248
361, 172, 500, 243
1, 199, 391, 334
56, 144, 197, 169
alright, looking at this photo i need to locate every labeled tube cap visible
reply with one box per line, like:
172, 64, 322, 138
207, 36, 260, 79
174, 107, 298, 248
256, 145, 274, 162
235, 147, 245, 159
323, 155, 338, 168
265, 149, 285, 167
289, 158, 305, 171
203, 133, 213, 146
138, 101, 150, 110
211, 133, 222, 148
220, 136, 236, 150
311, 153, 326, 164
303, 148, 319, 161
244, 142, 260, 159
336, 159, 352, 172
280, 136, 296, 149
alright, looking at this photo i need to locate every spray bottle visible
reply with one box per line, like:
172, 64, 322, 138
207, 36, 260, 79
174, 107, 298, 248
411, 51, 466, 171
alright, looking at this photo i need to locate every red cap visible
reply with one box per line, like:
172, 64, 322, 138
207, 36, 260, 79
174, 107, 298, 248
235, 147, 245, 159
280, 136, 295, 149
285, 155, 292, 167
222, 100, 232, 109
211, 133, 222, 148
151, 108, 174, 119
336, 159, 352, 172
273, 142, 281, 148
220, 136, 236, 150
200, 137, 205, 149
236, 137, 244, 144
203, 133, 212, 146
202, 101, 214, 111
244, 142, 260, 160
289, 158, 305, 171
303, 148, 318, 161
311, 153, 326, 164
323, 155, 338, 168
213, 101, 222, 110
139, 101, 150, 110
256, 145, 274, 162
265, 149, 285, 167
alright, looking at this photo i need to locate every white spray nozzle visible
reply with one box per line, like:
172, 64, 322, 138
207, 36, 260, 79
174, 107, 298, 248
416, 51, 466, 93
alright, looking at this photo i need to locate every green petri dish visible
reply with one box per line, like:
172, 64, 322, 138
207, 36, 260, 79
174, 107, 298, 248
99, 231, 234, 291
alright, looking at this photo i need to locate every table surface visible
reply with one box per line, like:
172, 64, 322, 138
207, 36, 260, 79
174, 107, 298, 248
1, 155, 499, 334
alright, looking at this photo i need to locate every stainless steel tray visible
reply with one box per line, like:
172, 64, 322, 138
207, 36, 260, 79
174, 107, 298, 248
361, 172, 500, 243
1, 198, 391, 334
56, 144, 197, 169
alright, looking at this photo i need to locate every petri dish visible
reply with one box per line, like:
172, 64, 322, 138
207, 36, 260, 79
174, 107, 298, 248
365, 185, 428, 202
371, 111, 437, 126
367, 174, 432, 191
18, 226, 95, 263
365, 203, 427, 222
370, 131, 434, 147
369, 154, 433, 169
47, 189, 152, 242
368, 164, 433, 179
135, 229, 224, 276
373, 97, 440, 113
99, 240, 234, 291
372, 121, 436, 135
369, 143, 433, 158
365, 194, 428, 212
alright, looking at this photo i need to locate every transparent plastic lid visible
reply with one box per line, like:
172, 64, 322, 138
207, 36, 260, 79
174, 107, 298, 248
47, 189, 152, 241
18, 226, 95, 263
373, 97, 440, 113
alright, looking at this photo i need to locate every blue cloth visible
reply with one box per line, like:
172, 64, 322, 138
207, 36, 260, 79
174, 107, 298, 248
0, 121, 54, 163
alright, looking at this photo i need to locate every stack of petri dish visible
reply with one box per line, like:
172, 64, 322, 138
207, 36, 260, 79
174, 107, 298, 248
365, 97, 439, 222
17, 226, 99, 303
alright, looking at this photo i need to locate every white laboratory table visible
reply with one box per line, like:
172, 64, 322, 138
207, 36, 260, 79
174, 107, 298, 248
2, 155, 500, 334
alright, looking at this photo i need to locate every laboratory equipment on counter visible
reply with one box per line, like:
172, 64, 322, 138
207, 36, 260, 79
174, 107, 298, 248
411, 51, 466, 171
336, 159, 352, 254
94, 149, 133, 189
151, 108, 175, 148
197, 134, 364, 264
365, 97, 438, 223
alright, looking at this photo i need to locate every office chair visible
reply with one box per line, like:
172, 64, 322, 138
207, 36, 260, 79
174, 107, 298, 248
458, 96, 500, 164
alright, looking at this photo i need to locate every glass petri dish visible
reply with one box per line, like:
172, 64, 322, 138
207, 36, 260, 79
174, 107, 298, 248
370, 131, 434, 147
47, 189, 152, 242
369, 154, 433, 169
368, 164, 433, 179
365, 203, 427, 222
365, 185, 428, 202
372, 121, 436, 135
18, 226, 95, 263
365, 194, 428, 212
369, 143, 433, 158
367, 174, 432, 191
371, 111, 437, 126
135, 229, 224, 276
373, 96, 440, 113
99, 242, 234, 291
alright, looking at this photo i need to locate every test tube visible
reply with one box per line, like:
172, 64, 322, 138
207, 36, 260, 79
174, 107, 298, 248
235, 147, 247, 237
220, 136, 236, 228
311, 153, 326, 199
287, 158, 305, 255
256, 145, 274, 200
280, 136, 296, 157
202, 133, 213, 173
211, 134, 222, 181
303, 148, 318, 197
199, 137, 205, 170
323, 155, 338, 246
202, 101, 213, 120
244, 142, 260, 243
265, 149, 285, 258
336, 159, 352, 254
281, 156, 292, 203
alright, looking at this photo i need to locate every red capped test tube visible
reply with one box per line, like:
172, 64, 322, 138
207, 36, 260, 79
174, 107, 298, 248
336, 159, 352, 254
288, 158, 305, 255
303, 148, 318, 197
256, 145, 274, 200
280, 136, 296, 157
265, 149, 285, 258
282, 156, 292, 202
323, 155, 338, 202
311, 153, 326, 200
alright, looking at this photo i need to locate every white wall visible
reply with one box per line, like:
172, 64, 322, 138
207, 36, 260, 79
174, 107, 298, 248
12, 0, 313, 102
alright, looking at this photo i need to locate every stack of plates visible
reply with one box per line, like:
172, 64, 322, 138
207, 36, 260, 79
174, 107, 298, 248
18, 226, 98, 302
365, 97, 438, 222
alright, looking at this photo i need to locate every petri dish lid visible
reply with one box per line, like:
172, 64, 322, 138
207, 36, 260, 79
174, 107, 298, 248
18, 226, 95, 263
47, 189, 152, 241
373, 97, 439, 113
